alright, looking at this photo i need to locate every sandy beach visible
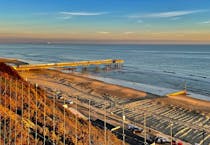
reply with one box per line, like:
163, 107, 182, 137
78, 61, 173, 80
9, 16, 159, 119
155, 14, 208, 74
163, 95, 210, 114
19, 69, 210, 144
21, 69, 210, 114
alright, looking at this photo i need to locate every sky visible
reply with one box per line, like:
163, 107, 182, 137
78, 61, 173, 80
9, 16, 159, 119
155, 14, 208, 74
0, 0, 210, 44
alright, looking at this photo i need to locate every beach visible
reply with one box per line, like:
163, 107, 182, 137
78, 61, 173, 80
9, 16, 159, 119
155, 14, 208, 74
20, 69, 210, 144
21, 69, 210, 113
1, 44, 210, 99
1, 1, 210, 144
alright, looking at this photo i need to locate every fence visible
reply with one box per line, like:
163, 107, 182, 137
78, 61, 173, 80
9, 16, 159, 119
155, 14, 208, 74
0, 75, 209, 145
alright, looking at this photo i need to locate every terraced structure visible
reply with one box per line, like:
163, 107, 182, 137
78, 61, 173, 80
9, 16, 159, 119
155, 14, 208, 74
110, 99, 210, 144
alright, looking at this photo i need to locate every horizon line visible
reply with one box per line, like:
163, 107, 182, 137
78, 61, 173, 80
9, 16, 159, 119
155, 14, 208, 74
0, 41, 210, 45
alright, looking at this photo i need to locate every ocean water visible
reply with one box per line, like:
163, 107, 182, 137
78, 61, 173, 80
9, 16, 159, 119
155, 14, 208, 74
0, 44, 210, 101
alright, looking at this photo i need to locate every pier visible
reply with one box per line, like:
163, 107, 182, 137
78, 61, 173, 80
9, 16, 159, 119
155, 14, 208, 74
13, 59, 124, 71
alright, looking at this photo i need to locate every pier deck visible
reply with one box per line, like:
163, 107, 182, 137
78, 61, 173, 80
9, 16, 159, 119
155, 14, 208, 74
13, 59, 124, 71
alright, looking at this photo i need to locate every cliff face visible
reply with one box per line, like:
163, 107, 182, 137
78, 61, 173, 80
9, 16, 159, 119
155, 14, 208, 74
0, 63, 121, 145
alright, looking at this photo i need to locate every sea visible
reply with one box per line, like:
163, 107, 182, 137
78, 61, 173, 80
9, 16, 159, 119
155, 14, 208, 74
0, 43, 210, 101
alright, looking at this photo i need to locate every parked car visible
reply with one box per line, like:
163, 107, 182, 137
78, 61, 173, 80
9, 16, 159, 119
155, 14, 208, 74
57, 95, 63, 99
128, 124, 143, 132
66, 100, 73, 105
155, 137, 169, 144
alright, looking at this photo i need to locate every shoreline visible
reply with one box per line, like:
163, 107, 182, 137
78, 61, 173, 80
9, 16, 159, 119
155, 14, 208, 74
22, 69, 210, 114
83, 73, 210, 102
69, 71, 210, 114
2, 55, 209, 102
82, 73, 210, 113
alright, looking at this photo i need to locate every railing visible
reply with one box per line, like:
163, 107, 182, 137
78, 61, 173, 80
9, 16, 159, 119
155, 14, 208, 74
0, 76, 122, 145
13, 59, 124, 71
0, 75, 209, 145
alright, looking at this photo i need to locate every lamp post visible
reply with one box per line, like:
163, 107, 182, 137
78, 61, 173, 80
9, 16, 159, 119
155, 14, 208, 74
21, 81, 23, 145
88, 99, 91, 145
144, 113, 147, 145
3, 78, 6, 145
53, 90, 56, 145
35, 83, 38, 144
202, 130, 205, 145
0, 77, 1, 145
15, 79, 17, 144
28, 84, 30, 145
63, 95, 65, 145
122, 106, 125, 145
104, 100, 107, 145
9, 79, 12, 145
170, 120, 173, 145
44, 91, 46, 145
75, 96, 78, 145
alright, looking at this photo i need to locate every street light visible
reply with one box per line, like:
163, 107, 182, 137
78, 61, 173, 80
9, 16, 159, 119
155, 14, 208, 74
202, 130, 206, 145
35, 83, 38, 144
170, 120, 174, 145
122, 106, 126, 145
144, 113, 147, 145
104, 100, 107, 145
88, 99, 91, 145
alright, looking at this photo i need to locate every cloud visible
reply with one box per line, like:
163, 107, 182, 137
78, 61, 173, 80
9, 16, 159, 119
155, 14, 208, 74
58, 16, 72, 20
97, 31, 110, 34
124, 32, 135, 34
60, 11, 108, 16
199, 20, 210, 24
137, 19, 143, 23
170, 17, 181, 21
129, 10, 207, 19
32, 12, 50, 16
62, 16, 72, 20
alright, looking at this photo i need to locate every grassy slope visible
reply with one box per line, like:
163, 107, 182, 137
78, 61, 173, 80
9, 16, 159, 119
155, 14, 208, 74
0, 63, 121, 145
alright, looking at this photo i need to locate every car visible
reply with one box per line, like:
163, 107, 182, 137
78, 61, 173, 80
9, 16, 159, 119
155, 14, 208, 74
57, 95, 63, 99
155, 137, 169, 144
66, 100, 73, 104
128, 124, 143, 132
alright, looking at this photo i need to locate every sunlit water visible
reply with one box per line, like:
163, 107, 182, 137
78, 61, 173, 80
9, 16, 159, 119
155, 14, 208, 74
0, 44, 210, 101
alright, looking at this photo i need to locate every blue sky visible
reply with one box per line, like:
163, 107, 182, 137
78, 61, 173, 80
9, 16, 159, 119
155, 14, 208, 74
0, 0, 210, 43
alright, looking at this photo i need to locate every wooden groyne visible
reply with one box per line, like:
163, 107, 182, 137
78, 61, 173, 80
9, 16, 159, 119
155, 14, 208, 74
13, 59, 124, 71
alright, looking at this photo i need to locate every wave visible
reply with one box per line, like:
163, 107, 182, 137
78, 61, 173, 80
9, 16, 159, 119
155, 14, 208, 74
87, 75, 210, 101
